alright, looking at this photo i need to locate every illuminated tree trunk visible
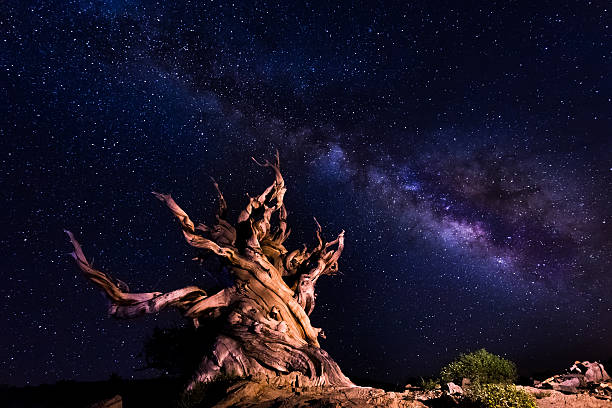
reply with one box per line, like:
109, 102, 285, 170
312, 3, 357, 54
65, 152, 353, 389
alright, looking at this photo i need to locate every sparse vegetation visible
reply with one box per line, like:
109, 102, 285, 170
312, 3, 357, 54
440, 349, 517, 384
532, 389, 551, 399
175, 375, 240, 408
419, 377, 439, 391
465, 383, 536, 408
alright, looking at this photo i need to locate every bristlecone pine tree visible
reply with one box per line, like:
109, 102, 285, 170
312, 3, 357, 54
65, 152, 353, 389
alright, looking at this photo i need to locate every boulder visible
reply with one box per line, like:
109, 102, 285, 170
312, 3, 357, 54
585, 362, 612, 383
532, 361, 612, 401
446, 382, 463, 395
554, 377, 580, 394
569, 361, 611, 384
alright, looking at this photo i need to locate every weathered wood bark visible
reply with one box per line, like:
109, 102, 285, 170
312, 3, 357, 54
65, 152, 353, 389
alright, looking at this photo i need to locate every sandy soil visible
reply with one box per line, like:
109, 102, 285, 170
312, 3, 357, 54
521, 386, 612, 408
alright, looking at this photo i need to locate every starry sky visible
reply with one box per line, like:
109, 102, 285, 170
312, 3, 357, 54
2, 0, 611, 387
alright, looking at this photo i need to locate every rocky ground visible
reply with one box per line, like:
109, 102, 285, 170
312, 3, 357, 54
527, 360, 612, 407
521, 387, 612, 408
203, 381, 612, 408
89, 379, 612, 408
5, 361, 612, 407
173, 372, 433, 408
203, 381, 428, 408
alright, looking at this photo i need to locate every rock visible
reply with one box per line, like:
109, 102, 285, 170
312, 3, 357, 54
571, 361, 585, 373
594, 382, 612, 399
585, 362, 612, 383
89, 395, 122, 408
567, 361, 611, 384
446, 382, 463, 395
554, 377, 581, 394
537, 376, 557, 389
531, 361, 612, 402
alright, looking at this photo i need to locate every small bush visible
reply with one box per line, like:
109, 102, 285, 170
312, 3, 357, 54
440, 349, 517, 384
419, 377, 439, 391
466, 383, 536, 408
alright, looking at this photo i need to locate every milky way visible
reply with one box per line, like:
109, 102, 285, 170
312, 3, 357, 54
2, 0, 611, 386
312, 142, 610, 293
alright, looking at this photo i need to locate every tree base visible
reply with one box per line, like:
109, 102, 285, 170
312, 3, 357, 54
183, 375, 427, 408
188, 322, 353, 389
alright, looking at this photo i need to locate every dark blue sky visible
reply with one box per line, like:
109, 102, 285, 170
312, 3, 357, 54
1, 0, 611, 386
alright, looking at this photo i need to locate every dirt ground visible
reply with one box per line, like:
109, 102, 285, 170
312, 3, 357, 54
520, 386, 612, 408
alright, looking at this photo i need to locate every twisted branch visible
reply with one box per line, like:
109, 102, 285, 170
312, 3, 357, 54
64, 230, 224, 323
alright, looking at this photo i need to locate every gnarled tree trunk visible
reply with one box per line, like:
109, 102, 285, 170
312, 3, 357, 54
65, 152, 353, 389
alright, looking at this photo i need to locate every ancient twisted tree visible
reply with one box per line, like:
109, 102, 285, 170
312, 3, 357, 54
65, 153, 353, 389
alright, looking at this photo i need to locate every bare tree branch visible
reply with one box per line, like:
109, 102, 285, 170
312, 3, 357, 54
64, 230, 219, 322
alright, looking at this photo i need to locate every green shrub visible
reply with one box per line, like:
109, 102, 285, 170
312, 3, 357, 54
440, 349, 517, 384
466, 383, 536, 408
419, 377, 439, 391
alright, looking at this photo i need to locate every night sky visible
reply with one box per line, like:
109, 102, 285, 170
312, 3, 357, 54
2, 0, 611, 387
